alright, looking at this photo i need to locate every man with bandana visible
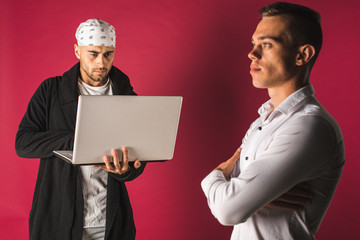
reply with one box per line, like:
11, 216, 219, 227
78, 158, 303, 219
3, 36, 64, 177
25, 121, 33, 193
15, 19, 146, 240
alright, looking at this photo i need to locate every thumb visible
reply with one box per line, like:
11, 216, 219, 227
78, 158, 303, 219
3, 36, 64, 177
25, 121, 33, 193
134, 159, 142, 169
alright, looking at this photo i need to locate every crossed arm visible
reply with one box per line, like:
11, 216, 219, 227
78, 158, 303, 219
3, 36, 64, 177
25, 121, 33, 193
214, 148, 312, 212
201, 116, 335, 225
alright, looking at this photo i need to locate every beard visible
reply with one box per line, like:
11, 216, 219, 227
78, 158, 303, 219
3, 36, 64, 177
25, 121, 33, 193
90, 69, 108, 82
82, 66, 109, 83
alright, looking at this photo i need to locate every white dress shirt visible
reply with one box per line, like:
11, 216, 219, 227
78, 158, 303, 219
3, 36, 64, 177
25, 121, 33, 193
201, 85, 344, 240
78, 78, 113, 228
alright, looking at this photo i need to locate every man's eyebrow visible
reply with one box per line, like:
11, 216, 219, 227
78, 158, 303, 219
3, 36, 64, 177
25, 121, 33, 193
87, 50, 114, 54
251, 36, 283, 43
88, 50, 100, 54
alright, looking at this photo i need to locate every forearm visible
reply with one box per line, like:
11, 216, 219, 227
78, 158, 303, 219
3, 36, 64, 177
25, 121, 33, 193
202, 148, 330, 225
201, 170, 253, 225
202, 151, 309, 224
15, 128, 74, 158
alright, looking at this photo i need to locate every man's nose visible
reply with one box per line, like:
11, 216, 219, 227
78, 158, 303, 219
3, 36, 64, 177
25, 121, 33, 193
96, 55, 105, 67
248, 47, 261, 60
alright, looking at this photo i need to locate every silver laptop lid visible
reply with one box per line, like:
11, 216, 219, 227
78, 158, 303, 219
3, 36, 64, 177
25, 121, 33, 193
68, 95, 182, 164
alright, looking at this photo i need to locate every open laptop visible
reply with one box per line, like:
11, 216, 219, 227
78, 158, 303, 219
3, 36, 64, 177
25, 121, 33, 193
54, 95, 182, 165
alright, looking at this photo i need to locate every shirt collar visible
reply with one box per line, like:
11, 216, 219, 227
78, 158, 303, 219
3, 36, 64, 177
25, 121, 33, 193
258, 85, 315, 120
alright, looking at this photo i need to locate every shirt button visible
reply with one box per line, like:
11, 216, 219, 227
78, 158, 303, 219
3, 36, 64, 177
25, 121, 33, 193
258, 126, 262, 130
245, 157, 249, 160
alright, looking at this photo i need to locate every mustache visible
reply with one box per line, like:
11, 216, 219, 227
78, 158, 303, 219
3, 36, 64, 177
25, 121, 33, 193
93, 68, 108, 71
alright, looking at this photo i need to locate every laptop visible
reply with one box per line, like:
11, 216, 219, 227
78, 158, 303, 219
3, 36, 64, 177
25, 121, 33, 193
54, 95, 183, 165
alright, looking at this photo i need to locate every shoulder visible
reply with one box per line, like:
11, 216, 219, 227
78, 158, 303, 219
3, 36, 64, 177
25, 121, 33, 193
32, 76, 61, 99
110, 66, 136, 95
293, 98, 343, 143
277, 109, 343, 155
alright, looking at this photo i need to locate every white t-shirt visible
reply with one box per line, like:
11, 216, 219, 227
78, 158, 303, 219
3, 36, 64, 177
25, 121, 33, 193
78, 78, 113, 228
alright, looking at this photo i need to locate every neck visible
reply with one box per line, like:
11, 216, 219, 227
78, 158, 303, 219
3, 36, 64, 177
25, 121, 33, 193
268, 78, 308, 109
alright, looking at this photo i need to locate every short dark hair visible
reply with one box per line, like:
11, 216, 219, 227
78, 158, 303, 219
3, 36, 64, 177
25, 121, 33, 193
260, 2, 322, 67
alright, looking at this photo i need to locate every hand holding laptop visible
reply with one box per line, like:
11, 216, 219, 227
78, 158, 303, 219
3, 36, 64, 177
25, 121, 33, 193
95, 146, 142, 175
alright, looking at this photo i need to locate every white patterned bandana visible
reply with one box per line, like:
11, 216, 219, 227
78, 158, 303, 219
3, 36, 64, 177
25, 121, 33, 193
75, 19, 116, 47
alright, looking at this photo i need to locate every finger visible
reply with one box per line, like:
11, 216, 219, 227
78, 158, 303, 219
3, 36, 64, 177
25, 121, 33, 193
121, 146, 130, 172
112, 149, 121, 170
134, 159, 141, 169
103, 155, 113, 169
232, 150, 240, 159
228, 149, 240, 163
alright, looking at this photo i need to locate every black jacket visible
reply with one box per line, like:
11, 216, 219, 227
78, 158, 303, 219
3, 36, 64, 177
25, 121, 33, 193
15, 62, 146, 240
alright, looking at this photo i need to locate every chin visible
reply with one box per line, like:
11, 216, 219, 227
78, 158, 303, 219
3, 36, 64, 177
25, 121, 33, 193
91, 75, 105, 82
252, 79, 266, 89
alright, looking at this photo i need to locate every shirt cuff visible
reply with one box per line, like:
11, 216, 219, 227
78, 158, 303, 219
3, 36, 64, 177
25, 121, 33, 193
201, 170, 226, 197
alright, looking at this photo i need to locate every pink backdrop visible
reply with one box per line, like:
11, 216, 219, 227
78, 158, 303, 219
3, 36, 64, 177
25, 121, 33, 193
1, 0, 359, 239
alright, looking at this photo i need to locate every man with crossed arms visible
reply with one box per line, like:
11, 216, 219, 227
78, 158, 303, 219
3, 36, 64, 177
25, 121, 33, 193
201, 2, 344, 239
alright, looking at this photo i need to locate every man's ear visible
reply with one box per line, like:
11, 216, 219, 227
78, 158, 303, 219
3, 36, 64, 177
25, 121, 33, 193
296, 44, 316, 66
74, 44, 81, 60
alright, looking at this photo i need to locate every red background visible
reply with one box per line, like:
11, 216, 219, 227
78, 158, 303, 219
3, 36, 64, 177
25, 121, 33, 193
1, 0, 359, 239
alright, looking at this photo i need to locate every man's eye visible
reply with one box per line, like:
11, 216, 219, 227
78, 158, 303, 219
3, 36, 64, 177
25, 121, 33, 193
263, 42, 272, 48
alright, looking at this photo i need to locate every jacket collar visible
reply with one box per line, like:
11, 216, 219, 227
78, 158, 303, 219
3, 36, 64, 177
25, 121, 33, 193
58, 62, 130, 105
58, 62, 81, 105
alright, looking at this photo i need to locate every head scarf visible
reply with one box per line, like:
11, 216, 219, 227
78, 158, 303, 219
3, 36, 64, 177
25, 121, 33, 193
75, 19, 116, 47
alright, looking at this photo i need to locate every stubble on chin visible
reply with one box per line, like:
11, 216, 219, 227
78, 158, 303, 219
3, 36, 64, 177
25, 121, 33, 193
88, 69, 108, 83
90, 74, 103, 82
